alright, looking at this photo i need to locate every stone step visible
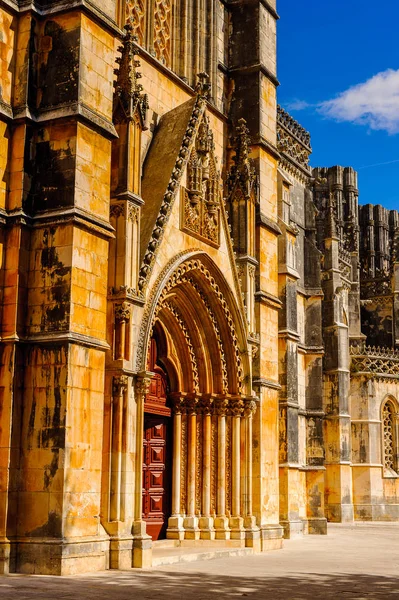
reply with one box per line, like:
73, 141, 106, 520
152, 546, 254, 567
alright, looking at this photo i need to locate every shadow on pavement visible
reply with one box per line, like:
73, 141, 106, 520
1, 570, 399, 599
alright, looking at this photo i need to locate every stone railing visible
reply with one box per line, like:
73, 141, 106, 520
277, 106, 311, 149
350, 343, 399, 378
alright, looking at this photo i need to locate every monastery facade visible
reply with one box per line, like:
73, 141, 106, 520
0, 0, 398, 576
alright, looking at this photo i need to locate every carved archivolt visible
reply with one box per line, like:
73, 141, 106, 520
137, 255, 246, 395
155, 259, 244, 393
164, 301, 200, 393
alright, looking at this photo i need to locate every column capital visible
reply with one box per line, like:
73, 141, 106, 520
135, 371, 153, 398
229, 396, 244, 417
115, 301, 132, 323
198, 394, 214, 416
170, 393, 186, 415
112, 375, 129, 397
214, 396, 229, 417
244, 397, 258, 417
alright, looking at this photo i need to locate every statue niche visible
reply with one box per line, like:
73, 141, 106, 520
181, 116, 220, 247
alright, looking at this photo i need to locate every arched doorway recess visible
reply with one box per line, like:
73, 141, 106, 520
140, 254, 258, 543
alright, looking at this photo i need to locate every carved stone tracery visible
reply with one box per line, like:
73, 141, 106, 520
383, 401, 397, 472
182, 114, 221, 246
153, 0, 172, 67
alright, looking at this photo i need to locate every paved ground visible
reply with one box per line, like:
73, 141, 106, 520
1, 523, 399, 599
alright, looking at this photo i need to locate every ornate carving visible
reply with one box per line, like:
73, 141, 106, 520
153, 0, 172, 66
110, 203, 125, 219
195, 72, 212, 100
164, 301, 200, 393
114, 21, 149, 122
128, 203, 139, 222
112, 375, 128, 396
182, 112, 221, 246
115, 301, 132, 323
185, 395, 198, 415
135, 374, 152, 398
244, 398, 257, 417
171, 394, 186, 415
214, 397, 229, 417
126, 1, 145, 46
227, 118, 257, 201
198, 395, 213, 415
360, 276, 392, 299
229, 397, 244, 417
138, 82, 208, 292
383, 401, 397, 472
138, 256, 245, 394
135, 250, 202, 370
277, 105, 312, 170
350, 343, 399, 379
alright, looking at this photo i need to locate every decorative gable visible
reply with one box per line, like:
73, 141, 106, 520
181, 115, 221, 247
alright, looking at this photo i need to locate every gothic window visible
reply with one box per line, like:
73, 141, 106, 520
382, 399, 398, 476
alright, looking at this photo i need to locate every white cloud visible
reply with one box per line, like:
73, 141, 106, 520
318, 69, 399, 134
285, 99, 313, 111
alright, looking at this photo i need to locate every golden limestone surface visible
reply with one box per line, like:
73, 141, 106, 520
0, 0, 398, 576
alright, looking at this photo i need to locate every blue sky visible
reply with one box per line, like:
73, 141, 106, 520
277, 0, 399, 210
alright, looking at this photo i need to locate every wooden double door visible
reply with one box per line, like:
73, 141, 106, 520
142, 338, 172, 540
142, 414, 171, 540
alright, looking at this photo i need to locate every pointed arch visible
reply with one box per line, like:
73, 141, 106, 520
381, 395, 399, 475
136, 251, 251, 396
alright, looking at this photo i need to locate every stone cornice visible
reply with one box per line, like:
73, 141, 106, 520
12, 101, 117, 139
17, 332, 110, 350
0, 99, 13, 121
4, 207, 114, 240
252, 378, 281, 390
254, 290, 283, 309
222, 0, 280, 21
256, 211, 282, 236
252, 135, 281, 161
228, 62, 280, 88
0, 0, 123, 37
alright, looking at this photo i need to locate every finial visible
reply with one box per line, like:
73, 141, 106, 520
114, 18, 148, 122
195, 72, 211, 100
227, 118, 257, 199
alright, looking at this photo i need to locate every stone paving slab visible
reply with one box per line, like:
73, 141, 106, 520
1, 524, 399, 599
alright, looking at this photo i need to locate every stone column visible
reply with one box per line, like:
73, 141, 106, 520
110, 376, 128, 522
167, 394, 185, 540
230, 397, 244, 540
214, 397, 230, 539
199, 396, 215, 539
132, 372, 153, 568
184, 396, 200, 539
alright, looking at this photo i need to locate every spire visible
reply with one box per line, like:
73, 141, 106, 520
227, 118, 257, 200
114, 21, 149, 123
